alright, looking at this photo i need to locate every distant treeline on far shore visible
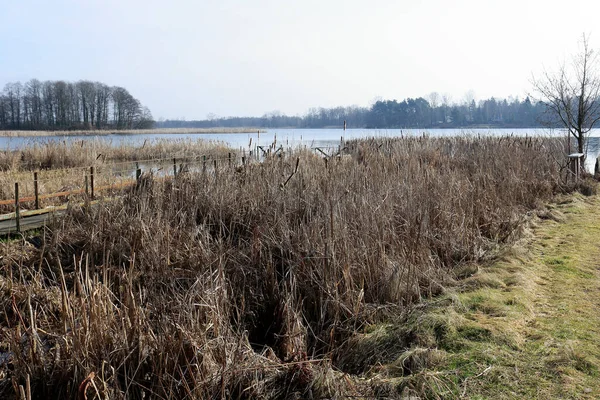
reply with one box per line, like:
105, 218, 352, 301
0, 80, 155, 131
158, 96, 547, 130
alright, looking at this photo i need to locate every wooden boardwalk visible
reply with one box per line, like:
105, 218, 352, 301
0, 200, 107, 235
0, 212, 55, 235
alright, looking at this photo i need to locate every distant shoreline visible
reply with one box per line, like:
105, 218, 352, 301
0, 127, 266, 137
0, 126, 566, 138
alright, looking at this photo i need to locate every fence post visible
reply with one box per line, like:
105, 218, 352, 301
90, 166, 95, 199
203, 155, 206, 174
33, 172, 39, 210
173, 157, 177, 177
15, 182, 20, 233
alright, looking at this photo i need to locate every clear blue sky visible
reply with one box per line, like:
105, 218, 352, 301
1, 0, 599, 120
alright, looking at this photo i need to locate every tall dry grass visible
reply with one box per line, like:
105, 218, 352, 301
0, 139, 234, 210
0, 138, 232, 172
0, 136, 570, 398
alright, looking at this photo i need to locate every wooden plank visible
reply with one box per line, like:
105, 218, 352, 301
0, 198, 113, 221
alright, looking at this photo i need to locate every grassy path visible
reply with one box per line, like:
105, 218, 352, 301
444, 193, 600, 398
373, 193, 600, 398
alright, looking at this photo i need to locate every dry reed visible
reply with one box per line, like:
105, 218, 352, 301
0, 135, 572, 398
0, 139, 233, 211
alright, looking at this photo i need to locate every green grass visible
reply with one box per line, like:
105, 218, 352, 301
356, 192, 600, 399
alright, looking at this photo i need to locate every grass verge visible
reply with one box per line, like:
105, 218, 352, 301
363, 191, 600, 399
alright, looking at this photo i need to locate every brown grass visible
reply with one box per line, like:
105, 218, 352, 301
0, 139, 234, 211
0, 135, 573, 398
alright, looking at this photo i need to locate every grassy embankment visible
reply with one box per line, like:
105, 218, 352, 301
0, 135, 592, 399
357, 191, 600, 399
0, 128, 265, 137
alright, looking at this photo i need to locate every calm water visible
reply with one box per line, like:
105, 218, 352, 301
3, 128, 599, 172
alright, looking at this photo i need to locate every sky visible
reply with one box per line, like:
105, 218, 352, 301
1, 0, 600, 120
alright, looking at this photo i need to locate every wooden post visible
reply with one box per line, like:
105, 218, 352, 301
213, 159, 218, 174
228, 152, 232, 168
90, 166, 95, 199
85, 175, 89, 196
33, 172, 39, 210
173, 157, 177, 177
203, 155, 206, 174
15, 182, 20, 233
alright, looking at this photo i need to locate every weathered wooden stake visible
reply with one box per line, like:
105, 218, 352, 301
15, 182, 20, 233
173, 158, 177, 177
90, 166, 95, 199
228, 153, 232, 168
203, 155, 206, 173
33, 172, 39, 210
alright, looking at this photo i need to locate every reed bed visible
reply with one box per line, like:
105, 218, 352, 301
0, 138, 233, 172
0, 139, 234, 211
0, 127, 264, 137
0, 136, 574, 398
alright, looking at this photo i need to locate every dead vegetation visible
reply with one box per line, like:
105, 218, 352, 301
0, 138, 233, 211
0, 135, 580, 398
0, 138, 232, 172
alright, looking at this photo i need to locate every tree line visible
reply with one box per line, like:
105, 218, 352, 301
157, 95, 547, 130
0, 80, 154, 130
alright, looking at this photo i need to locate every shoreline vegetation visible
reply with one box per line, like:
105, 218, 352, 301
0, 79, 549, 133
0, 139, 233, 207
0, 135, 595, 398
155, 96, 546, 130
0, 127, 265, 137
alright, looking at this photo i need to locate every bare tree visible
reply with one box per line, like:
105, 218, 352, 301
532, 34, 600, 171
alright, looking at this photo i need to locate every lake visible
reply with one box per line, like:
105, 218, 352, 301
2, 128, 599, 172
